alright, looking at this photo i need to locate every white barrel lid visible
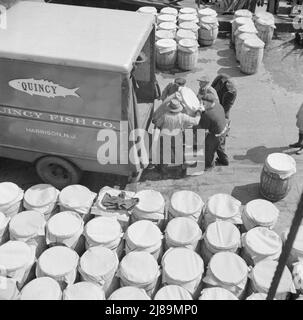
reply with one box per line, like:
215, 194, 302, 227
170, 190, 203, 217
178, 38, 199, 48
85, 216, 122, 244
154, 285, 193, 300
245, 199, 279, 225
207, 194, 241, 219
234, 9, 252, 18
166, 217, 202, 245
162, 247, 204, 282
38, 246, 79, 277
156, 30, 175, 39
252, 260, 293, 293
176, 29, 196, 40
244, 37, 265, 48
179, 21, 200, 31
20, 277, 62, 300
119, 251, 159, 284
200, 16, 218, 24
199, 287, 238, 300
237, 32, 259, 41
158, 22, 177, 31
63, 282, 106, 300
158, 14, 177, 23
234, 17, 253, 25
24, 184, 58, 208
178, 87, 200, 113
126, 220, 162, 248
9, 210, 45, 238
0, 240, 32, 272
256, 17, 275, 26
245, 227, 282, 256
238, 23, 257, 33
180, 7, 197, 15
47, 211, 83, 238
80, 246, 119, 278
198, 8, 217, 17
283, 225, 303, 254
255, 11, 274, 21
206, 221, 240, 250
137, 6, 157, 15
160, 7, 178, 16
246, 292, 268, 300
265, 153, 296, 174
108, 286, 151, 300
134, 190, 165, 214
178, 14, 197, 21
59, 184, 95, 209
209, 252, 248, 285
0, 182, 21, 206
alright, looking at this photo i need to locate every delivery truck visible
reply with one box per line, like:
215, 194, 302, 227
0, 1, 159, 188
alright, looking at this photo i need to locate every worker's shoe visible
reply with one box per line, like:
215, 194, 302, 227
216, 157, 229, 166
289, 133, 303, 148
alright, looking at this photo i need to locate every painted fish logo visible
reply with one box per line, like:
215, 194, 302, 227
8, 78, 80, 98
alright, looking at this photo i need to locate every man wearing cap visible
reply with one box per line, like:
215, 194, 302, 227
160, 78, 187, 101
152, 98, 203, 175
198, 93, 230, 169
197, 75, 219, 103
211, 73, 237, 120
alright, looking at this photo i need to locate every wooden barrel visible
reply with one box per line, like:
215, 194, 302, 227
137, 6, 157, 16
240, 37, 265, 75
155, 38, 177, 70
157, 14, 176, 25
157, 22, 177, 38
259, 153, 296, 202
179, 7, 197, 16
231, 17, 253, 44
178, 13, 198, 25
255, 17, 276, 47
179, 21, 200, 37
155, 30, 175, 41
198, 16, 219, 46
160, 7, 178, 16
177, 38, 199, 71
198, 8, 217, 20
235, 33, 258, 62
234, 9, 252, 19
176, 29, 197, 42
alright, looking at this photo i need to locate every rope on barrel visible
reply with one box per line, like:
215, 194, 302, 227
266, 192, 303, 300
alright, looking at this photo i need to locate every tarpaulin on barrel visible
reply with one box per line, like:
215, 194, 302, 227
20, 277, 62, 300
108, 286, 151, 300
154, 284, 193, 300
199, 287, 238, 300
63, 281, 105, 300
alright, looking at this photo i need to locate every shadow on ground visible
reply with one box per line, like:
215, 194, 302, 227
233, 145, 296, 164
231, 182, 261, 204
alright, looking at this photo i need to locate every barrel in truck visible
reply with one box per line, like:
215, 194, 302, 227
0, 2, 159, 188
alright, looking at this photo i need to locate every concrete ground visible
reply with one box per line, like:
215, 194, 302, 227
0, 33, 302, 236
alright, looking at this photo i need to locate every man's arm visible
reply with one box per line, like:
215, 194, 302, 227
222, 90, 237, 110
160, 83, 172, 101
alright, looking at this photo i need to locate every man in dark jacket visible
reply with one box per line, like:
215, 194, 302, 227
198, 93, 230, 169
211, 74, 237, 120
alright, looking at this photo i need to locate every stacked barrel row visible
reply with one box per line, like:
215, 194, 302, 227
0, 182, 302, 300
137, 6, 219, 71
231, 9, 275, 75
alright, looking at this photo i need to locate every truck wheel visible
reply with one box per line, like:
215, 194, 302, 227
35, 156, 82, 189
